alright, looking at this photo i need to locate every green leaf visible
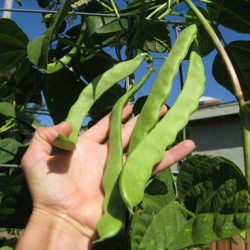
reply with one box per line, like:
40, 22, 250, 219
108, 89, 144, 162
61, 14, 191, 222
0, 139, 21, 164
131, 169, 176, 250
177, 155, 248, 213
139, 201, 188, 250
134, 20, 171, 53
0, 18, 28, 45
212, 40, 250, 101
79, 51, 117, 82
27, 0, 72, 68
0, 102, 41, 128
169, 155, 250, 249
43, 69, 85, 124
207, 0, 250, 33
84, 16, 128, 47
167, 212, 250, 250
0, 19, 28, 72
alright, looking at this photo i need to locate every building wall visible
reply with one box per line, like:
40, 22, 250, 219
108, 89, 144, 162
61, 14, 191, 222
182, 102, 245, 174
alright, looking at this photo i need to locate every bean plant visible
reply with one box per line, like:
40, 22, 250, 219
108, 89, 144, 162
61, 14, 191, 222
0, 0, 249, 249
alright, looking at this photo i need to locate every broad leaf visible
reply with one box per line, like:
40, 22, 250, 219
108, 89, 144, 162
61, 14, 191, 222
167, 212, 250, 250
213, 40, 250, 101
170, 155, 250, 248
207, 0, 250, 33
0, 19, 28, 72
43, 69, 85, 124
27, 0, 72, 68
85, 16, 128, 47
177, 155, 248, 213
131, 169, 176, 250
139, 201, 187, 250
0, 102, 41, 129
134, 20, 171, 53
0, 19, 28, 45
0, 139, 21, 164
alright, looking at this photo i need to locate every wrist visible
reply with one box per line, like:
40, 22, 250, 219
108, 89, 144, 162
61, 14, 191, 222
17, 208, 96, 250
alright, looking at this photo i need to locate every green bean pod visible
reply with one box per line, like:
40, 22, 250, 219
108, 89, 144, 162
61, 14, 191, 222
53, 53, 150, 150
128, 24, 197, 154
45, 24, 86, 74
120, 43, 206, 211
97, 70, 152, 242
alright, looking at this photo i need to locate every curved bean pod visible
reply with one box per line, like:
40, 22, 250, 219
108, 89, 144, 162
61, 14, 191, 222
97, 70, 152, 242
45, 24, 86, 74
53, 53, 150, 150
128, 24, 197, 154
120, 42, 206, 211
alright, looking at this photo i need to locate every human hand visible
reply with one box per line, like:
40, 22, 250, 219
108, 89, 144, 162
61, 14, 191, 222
18, 104, 195, 249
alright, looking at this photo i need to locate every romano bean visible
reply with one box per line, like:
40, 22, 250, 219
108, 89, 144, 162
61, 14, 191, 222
120, 42, 206, 211
128, 24, 197, 154
45, 24, 86, 74
97, 70, 152, 242
53, 53, 150, 150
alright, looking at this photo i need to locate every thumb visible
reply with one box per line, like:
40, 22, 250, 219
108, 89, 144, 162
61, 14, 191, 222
24, 122, 72, 159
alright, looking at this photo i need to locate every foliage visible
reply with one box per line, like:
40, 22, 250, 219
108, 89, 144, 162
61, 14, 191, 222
0, 0, 249, 249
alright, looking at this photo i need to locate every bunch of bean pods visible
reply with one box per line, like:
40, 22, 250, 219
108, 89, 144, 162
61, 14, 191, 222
54, 24, 206, 241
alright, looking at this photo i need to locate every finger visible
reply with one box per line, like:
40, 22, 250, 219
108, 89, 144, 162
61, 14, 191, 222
83, 104, 132, 143
24, 122, 72, 158
121, 105, 168, 148
152, 140, 196, 175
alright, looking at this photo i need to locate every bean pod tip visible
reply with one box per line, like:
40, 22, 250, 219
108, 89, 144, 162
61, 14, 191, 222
53, 135, 76, 151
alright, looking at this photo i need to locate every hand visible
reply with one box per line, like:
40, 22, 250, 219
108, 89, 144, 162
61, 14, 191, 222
17, 104, 195, 249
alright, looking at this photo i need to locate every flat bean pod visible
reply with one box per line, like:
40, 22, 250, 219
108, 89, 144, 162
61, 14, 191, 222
120, 43, 206, 211
128, 24, 197, 154
97, 70, 152, 242
53, 53, 150, 150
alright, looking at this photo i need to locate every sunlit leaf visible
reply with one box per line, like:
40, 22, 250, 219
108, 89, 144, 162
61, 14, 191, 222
168, 155, 250, 249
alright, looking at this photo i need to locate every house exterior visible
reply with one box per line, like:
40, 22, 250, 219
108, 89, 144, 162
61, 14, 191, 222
188, 101, 245, 174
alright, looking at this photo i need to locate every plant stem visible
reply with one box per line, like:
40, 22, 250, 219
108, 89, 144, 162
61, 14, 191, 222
146, 3, 167, 19
96, 0, 113, 11
241, 107, 250, 184
183, 0, 245, 108
157, 0, 171, 20
110, 0, 120, 19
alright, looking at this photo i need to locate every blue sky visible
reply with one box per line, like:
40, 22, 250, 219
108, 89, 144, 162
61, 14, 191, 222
1, 0, 250, 125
